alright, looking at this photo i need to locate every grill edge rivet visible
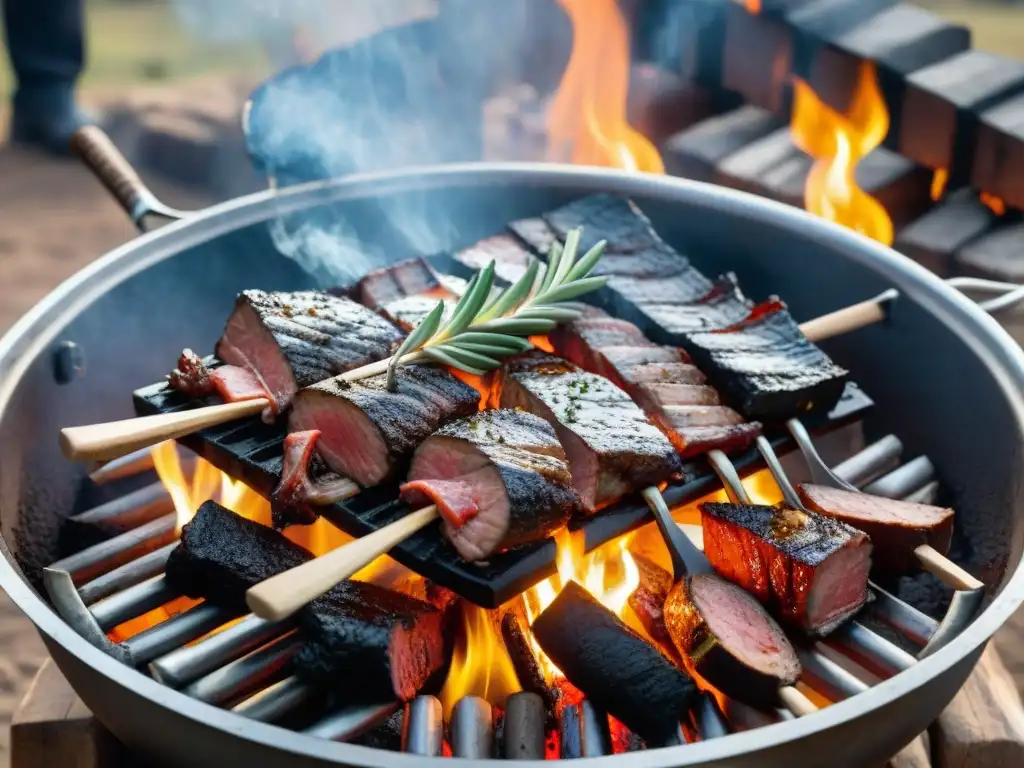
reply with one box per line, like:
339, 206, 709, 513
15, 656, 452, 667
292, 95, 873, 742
52, 341, 85, 385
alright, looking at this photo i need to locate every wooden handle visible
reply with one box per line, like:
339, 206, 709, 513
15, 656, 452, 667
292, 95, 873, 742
59, 399, 269, 462
246, 505, 440, 621
778, 685, 818, 717
916, 544, 984, 591
799, 290, 896, 343
70, 126, 157, 225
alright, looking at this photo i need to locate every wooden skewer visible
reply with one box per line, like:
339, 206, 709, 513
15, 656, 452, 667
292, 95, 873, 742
246, 505, 439, 621
58, 291, 899, 464
915, 544, 984, 591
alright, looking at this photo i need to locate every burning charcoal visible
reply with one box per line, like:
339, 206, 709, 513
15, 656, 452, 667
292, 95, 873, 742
165, 501, 313, 609
684, 302, 849, 422
797, 483, 954, 574
627, 553, 677, 657
400, 409, 579, 562
532, 581, 697, 744
663, 573, 801, 709
290, 365, 480, 487
167, 349, 213, 397
499, 359, 682, 512
501, 609, 559, 714
294, 580, 450, 703
215, 290, 404, 412
701, 502, 872, 636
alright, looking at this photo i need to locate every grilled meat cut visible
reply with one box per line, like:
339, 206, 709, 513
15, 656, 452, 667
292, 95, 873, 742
294, 579, 450, 702
507, 217, 559, 256
454, 232, 544, 287
498, 355, 682, 512
352, 257, 465, 331
663, 572, 802, 709
542, 194, 664, 254
628, 553, 678, 659
685, 302, 849, 422
635, 273, 755, 339
797, 483, 954, 574
290, 365, 480, 487
701, 502, 872, 635
165, 501, 313, 609
216, 290, 404, 413
271, 430, 360, 526
550, 313, 761, 457
167, 350, 269, 404
532, 581, 698, 744
401, 409, 579, 561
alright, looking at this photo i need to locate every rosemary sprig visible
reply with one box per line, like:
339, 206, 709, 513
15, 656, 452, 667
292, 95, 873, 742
380, 226, 606, 390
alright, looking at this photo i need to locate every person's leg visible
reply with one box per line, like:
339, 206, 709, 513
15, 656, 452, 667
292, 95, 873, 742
4, 0, 92, 152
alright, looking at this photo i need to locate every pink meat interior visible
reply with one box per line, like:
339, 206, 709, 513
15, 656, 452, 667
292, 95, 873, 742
217, 302, 296, 409
289, 391, 389, 486
387, 608, 446, 701
407, 436, 510, 561
806, 543, 873, 631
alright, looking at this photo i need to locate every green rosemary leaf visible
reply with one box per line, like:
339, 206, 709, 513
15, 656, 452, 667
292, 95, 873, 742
514, 306, 584, 322
533, 276, 608, 305
473, 317, 558, 336
432, 261, 495, 343
454, 341, 529, 356
422, 345, 498, 376
538, 240, 563, 294
477, 259, 539, 323
452, 332, 534, 351
385, 300, 445, 391
550, 227, 581, 289
564, 240, 607, 283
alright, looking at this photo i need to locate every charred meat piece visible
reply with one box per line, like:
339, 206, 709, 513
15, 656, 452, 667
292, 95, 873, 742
401, 409, 578, 561
352, 257, 465, 331
502, 609, 559, 714
294, 579, 450, 702
507, 216, 559, 256
635, 273, 755, 338
701, 502, 872, 635
797, 484, 954, 574
290, 365, 480, 487
454, 233, 544, 287
663, 572, 801, 709
551, 316, 760, 458
216, 290, 404, 412
685, 303, 849, 422
165, 501, 313, 609
628, 553, 677, 659
541, 194, 664, 254
499, 363, 682, 512
168, 349, 213, 397
533, 581, 698, 744
271, 430, 360, 525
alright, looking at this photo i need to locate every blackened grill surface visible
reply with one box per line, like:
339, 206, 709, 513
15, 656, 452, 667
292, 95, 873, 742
216, 290, 404, 389
541, 194, 664, 254
425, 409, 579, 550
532, 581, 698, 744
686, 306, 850, 422
134, 361, 873, 607
165, 500, 312, 609
294, 579, 448, 702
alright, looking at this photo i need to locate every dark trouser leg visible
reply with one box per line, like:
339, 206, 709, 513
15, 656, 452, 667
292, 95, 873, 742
3, 0, 85, 115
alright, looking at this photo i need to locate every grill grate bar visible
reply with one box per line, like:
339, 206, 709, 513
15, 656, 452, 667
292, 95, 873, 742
694, 694, 729, 740
558, 704, 582, 759
798, 647, 870, 701
867, 584, 939, 647
91, 574, 179, 631
51, 514, 177, 585
828, 622, 919, 678
88, 446, 159, 485
120, 603, 241, 667
231, 675, 317, 723
503, 692, 546, 759
151, 613, 294, 688
451, 696, 495, 758
579, 701, 613, 757
403, 695, 444, 756
184, 633, 301, 705
302, 701, 400, 743
862, 456, 935, 499
78, 542, 177, 606
831, 435, 903, 487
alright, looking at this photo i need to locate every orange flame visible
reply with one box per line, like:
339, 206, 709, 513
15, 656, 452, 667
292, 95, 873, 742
439, 603, 521, 716
745, 0, 762, 12
980, 192, 1007, 216
790, 62, 894, 246
930, 168, 949, 202
548, 0, 664, 173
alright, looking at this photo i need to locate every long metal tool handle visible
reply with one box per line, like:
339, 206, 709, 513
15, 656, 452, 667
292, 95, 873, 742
70, 125, 190, 230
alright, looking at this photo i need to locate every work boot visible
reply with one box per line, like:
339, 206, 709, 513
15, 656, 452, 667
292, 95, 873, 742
9, 88, 96, 155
